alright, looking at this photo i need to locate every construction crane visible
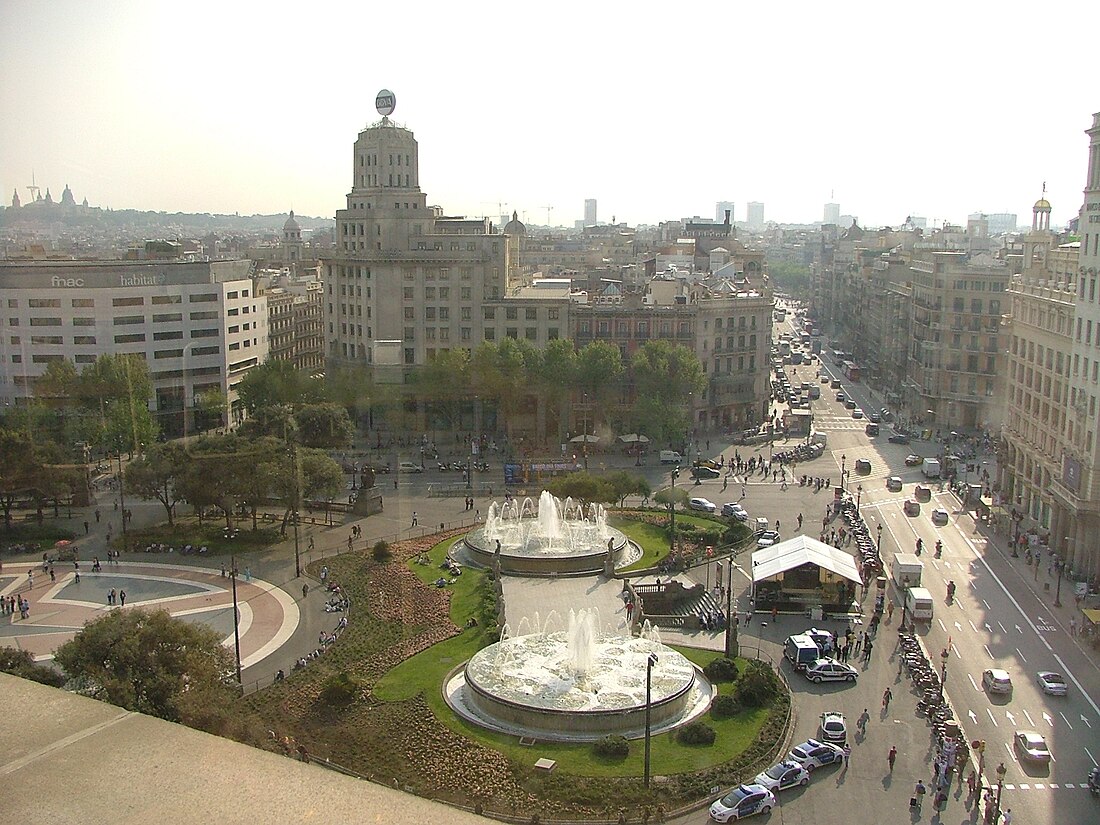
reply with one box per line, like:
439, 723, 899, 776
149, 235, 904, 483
26, 171, 40, 203
542, 205, 553, 226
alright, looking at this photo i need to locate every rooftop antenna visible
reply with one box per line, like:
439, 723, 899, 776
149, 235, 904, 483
542, 205, 553, 226
26, 170, 40, 202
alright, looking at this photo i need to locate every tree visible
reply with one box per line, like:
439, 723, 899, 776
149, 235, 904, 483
629, 341, 706, 443
293, 403, 354, 449
0, 646, 65, 687
575, 341, 623, 408
535, 338, 577, 443
604, 470, 651, 507
0, 428, 69, 530
414, 348, 470, 430
545, 472, 616, 504
125, 442, 189, 526
236, 360, 318, 415
53, 608, 236, 725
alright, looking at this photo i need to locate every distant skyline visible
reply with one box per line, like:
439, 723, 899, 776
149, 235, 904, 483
1, 0, 1095, 230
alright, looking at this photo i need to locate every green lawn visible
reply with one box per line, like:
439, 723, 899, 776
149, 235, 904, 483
375, 535, 775, 778
111, 518, 282, 555
0, 521, 76, 548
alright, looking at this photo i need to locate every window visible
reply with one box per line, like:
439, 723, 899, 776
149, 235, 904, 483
439, 307, 449, 321
403, 287, 414, 300
506, 327, 518, 339
189, 293, 217, 303
154, 349, 184, 359
461, 307, 471, 320
526, 308, 537, 320
526, 327, 538, 340
114, 333, 146, 343
548, 308, 559, 320
29, 298, 61, 308
32, 354, 64, 363
461, 287, 471, 300
30, 335, 62, 344
226, 291, 238, 299
72, 298, 94, 307
72, 336, 96, 345
30, 317, 61, 326
425, 307, 436, 321
72, 317, 95, 326
506, 307, 518, 320
439, 287, 449, 300
485, 328, 496, 341
152, 295, 182, 305
484, 307, 495, 320
192, 346, 220, 356
190, 328, 218, 338
113, 315, 144, 325
153, 330, 184, 341
112, 297, 144, 307
153, 313, 183, 323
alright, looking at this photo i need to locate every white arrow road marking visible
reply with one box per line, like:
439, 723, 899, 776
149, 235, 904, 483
1006, 711, 1016, 725
1086, 747, 1097, 766
983, 645, 994, 659
969, 674, 980, 691
969, 710, 977, 723
1015, 624, 1023, 633
1082, 715, 1092, 728
987, 707, 999, 726
1059, 712, 1074, 730
1016, 648, 1027, 662
955, 621, 963, 631
1042, 712, 1053, 726
1037, 616, 1048, 624
984, 623, 992, 633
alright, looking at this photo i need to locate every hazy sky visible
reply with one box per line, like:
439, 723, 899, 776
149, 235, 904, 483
1, 0, 1095, 229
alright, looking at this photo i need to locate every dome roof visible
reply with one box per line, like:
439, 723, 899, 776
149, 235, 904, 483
502, 209, 526, 236
1033, 198, 1051, 211
283, 210, 300, 231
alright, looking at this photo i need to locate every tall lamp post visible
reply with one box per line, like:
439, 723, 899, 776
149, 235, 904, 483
1053, 554, 1065, 607
230, 555, 242, 685
840, 453, 847, 490
939, 647, 949, 702
876, 522, 883, 549
116, 450, 128, 553
582, 391, 589, 471
856, 484, 863, 510
669, 467, 680, 554
985, 761, 1007, 824
644, 653, 659, 788
724, 556, 738, 658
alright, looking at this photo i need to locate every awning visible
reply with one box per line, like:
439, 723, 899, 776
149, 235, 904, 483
751, 535, 862, 584
1082, 608, 1100, 625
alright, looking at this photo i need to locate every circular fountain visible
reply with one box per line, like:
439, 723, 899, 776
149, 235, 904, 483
444, 609, 714, 741
462, 490, 635, 575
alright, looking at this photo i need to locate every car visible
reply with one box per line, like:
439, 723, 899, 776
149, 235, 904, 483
905, 454, 924, 466
691, 466, 721, 480
753, 760, 810, 793
695, 458, 722, 471
931, 507, 949, 526
819, 711, 847, 742
982, 668, 1013, 694
821, 375, 830, 383
831, 379, 842, 389
708, 783, 777, 822
888, 433, 910, 445
903, 499, 920, 516
688, 497, 716, 513
836, 392, 847, 402
886, 476, 903, 492
852, 408, 864, 419
398, 461, 423, 473
786, 738, 845, 772
802, 627, 835, 653
854, 458, 871, 473
803, 658, 858, 683
880, 408, 895, 422
845, 399, 858, 410
1014, 730, 1052, 763
722, 502, 749, 521
1036, 671, 1068, 696
756, 530, 781, 547
869, 413, 882, 424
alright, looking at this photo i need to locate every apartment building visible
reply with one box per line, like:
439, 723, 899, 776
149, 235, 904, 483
0, 259, 266, 435
1001, 199, 1078, 541
905, 250, 1011, 430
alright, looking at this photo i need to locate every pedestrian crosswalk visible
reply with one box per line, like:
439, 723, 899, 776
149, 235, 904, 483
1002, 782, 1092, 791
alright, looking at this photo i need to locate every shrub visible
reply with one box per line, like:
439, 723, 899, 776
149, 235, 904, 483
592, 734, 630, 759
371, 540, 392, 562
676, 722, 716, 746
0, 646, 65, 687
319, 670, 359, 705
710, 694, 742, 719
733, 660, 781, 708
703, 657, 739, 683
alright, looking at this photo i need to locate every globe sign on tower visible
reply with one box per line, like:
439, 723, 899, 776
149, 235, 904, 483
375, 89, 396, 117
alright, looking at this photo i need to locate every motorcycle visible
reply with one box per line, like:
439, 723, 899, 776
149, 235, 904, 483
946, 581, 956, 604
1088, 765, 1100, 796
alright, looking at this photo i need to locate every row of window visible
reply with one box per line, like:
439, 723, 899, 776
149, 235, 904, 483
7, 292, 238, 310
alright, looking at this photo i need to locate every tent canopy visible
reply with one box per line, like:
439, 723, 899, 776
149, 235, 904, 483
751, 535, 862, 584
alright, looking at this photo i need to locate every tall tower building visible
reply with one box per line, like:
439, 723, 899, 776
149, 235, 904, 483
746, 202, 765, 230
715, 201, 735, 224
1056, 111, 1100, 578
823, 202, 841, 225
584, 199, 597, 226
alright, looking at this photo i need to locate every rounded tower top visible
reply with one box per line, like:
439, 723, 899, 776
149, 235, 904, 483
502, 209, 526, 236
1033, 198, 1051, 211
283, 210, 300, 231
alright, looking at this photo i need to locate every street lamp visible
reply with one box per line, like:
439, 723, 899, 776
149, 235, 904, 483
985, 761, 1007, 825
876, 523, 883, 549
856, 484, 863, 510
669, 467, 680, 554
724, 556, 738, 658
939, 647, 949, 702
116, 450, 128, 553
841, 453, 847, 490
582, 391, 589, 471
1053, 554, 1065, 607
644, 652, 659, 788
230, 554, 242, 685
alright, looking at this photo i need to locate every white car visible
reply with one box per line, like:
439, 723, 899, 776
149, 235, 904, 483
756, 530, 780, 548
1014, 730, 1052, 763
708, 784, 777, 822
753, 759, 810, 793
397, 461, 423, 473
819, 711, 847, 742
722, 502, 749, 521
982, 668, 1012, 694
786, 738, 844, 772
688, 497, 716, 513
1036, 671, 1068, 696
804, 658, 858, 684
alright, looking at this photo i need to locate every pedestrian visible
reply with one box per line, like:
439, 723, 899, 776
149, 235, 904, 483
771, 605, 778, 622
853, 634, 863, 655
886, 601, 894, 621
933, 760, 942, 784
95, 508, 101, 523
797, 513, 803, 530
1070, 617, 1077, 637
220, 564, 226, 578
1002, 809, 1012, 825
888, 745, 897, 772
347, 535, 353, 551
411, 511, 418, 527
27, 570, 33, 588
308, 536, 315, 551
302, 583, 309, 599
49, 568, 55, 582
857, 708, 870, 735
882, 687, 892, 711
320, 565, 328, 582
119, 589, 126, 606
912, 780, 926, 812
244, 566, 252, 582
842, 744, 852, 766
84, 520, 90, 534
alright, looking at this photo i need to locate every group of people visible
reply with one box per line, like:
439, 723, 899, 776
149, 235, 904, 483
2, 595, 30, 619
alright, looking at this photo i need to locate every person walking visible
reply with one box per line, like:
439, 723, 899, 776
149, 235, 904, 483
882, 687, 892, 711
857, 708, 870, 735
888, 745, 897, 772
842, 743, 852, 767
84, 520, 90, 534
863, 639, 874, 661
912, 780, 926, 812
411, 511, 418, 527
119, 589, 126, 607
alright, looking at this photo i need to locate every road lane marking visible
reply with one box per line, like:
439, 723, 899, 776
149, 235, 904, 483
983, 644, 994, 659
1034, 783, 1045, 789
1082, 714, 1092, 728
1059, 712, 1074, 729
1004, 784, 1016, 790
998, 621, 1007, 633
1006, 711, 1017, 725
939, 619, 947, 632
1016, 648, 1027, 662
1086, 747, 1097, 766
1023, 709, 1034, 725
969, 620, 978, 632
1005, 742, 1015, 761
1049, 783, 1059, 788
951, 643, 960, 658
968, 673, 980, 691
983, 599, 991, 610
987, 707, 999, 726
1018, 783, 1030, 789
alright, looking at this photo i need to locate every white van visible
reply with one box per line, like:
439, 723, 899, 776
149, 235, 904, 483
905, 586, 934, 621
660, 450, 683, 464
